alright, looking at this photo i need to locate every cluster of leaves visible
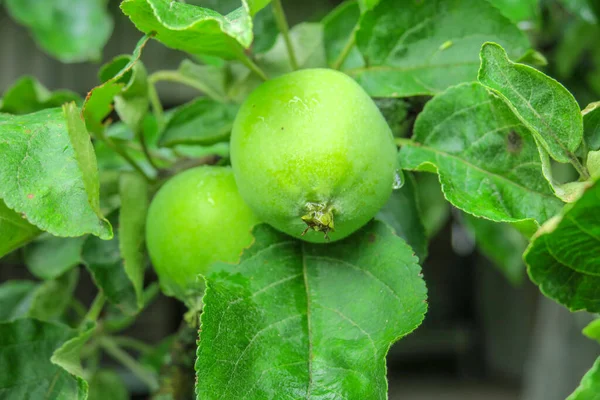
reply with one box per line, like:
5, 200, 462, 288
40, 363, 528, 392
0, 0, 599, 399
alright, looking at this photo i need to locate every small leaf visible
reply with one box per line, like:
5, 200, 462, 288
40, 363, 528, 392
0, 280, 37, 322
252, 5, 278, 54
247, 0, 271, 16
377, 173, 428, 262
24, 235, 86, 280
416, 173, 451, 238
567, 358, 600, 400
120, 0, 253, 60
83, 34, 152, 135
159, 98, 239, 147
28, 269, 79, 322
462, 213, 527, 284
323, 0, 364, 70
0, 104, 112, 239
352, 0, 530, 97
82, 212, 139, 316
0, 76, 81, 115
0, 198, 40, 258
478, 42, 583, 164
174, 59, 230, 103
119, 172, 149, 309
196, 222, 427, 398
88, 370, 129, 400
0, 319, 87, 399
524, 180, 600, 312
583, 101, 600, 151
487, 0, 539, 23
399, 82, 563, 233
583, 319, 600, 344
4, 0, 113, 63
51, 322, 96, 379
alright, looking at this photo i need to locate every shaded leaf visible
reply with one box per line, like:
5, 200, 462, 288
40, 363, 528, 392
583, 101, 600, 151
0, 198, 40, 259
0, 104, 112, 239
119, 172, 149, 309
173, 60, 229, 103
323, 0, 364, 70
567, 358, 600, 400
462, 213, 527, 284
352, 0, 530, 97
83, 34, 152, 135
478, 42, 583, 164
583, 319, 600, 344
0, 280, 37, 322
487, 0, 539, 23
4, 0, 113, 63
0, 319, 87, 399
524, 180, 600, 313
159, 98, 239, 147
399, 82, 563, 235
377, 173, 428, 261
196, 222, 427, 399
120, 0, 253, 60
252, 4, 278, 54
24, 235, 86, 280
416, 173, 451, 238
82, 212, 139, 316
88, 370, 129, 400
0, 76, 81, 115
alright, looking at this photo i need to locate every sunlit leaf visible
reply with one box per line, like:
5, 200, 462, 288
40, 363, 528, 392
567, 357, 600, 400
0, 198, 40, 259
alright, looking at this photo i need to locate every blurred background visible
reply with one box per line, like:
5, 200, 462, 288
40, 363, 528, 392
1, 0, 599, 399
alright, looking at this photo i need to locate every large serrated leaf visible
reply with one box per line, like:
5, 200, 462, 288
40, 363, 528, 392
119, 172, 148, 309
478, 42, 583, 164
4, 0, 113, 63
0, 76, 81, 115
0, 319, 88, 399
399, 82, 563, 234
567, 357, 600, 400
0, 104, 112, 240
121, 0, 253, 60
0, 198, 40, 258
196, 221, 427, 399
524, 180, 600, 313
351, 0, 530, 97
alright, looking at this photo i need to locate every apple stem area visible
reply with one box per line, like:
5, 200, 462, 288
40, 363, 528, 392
301, 202, 335, 241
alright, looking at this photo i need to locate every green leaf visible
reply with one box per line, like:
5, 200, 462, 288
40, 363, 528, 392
120, 0, 253, 60
88, 370, 129, 400
0, 280, 37, 322
173, 60, 230, 103
196, 222, 427, 398
0, 198, 40, 258
0, 319, 87, 399
399, 82, 563, 234
99, 54, 149, 135
323, 0, 364, 70
247, 0, 271, 16
583, 101, 600, 151
462, 213, 526, 284
83, 34, 152, 135
82, 212, 139, 316
252, 5, 278, 54
377, 173, 428, 262
567, 358, 600, 400
478, 42, 583, 164
352, 0, 530, 97
0, 104, 112, 239
583, 319, 600, 344
159, 98, 239, 147
415, 173, 451, 239
119, 172, 149, 309
358, 0, 379, 11
487, 0, 539, 23
0, 76, 81, 115
51, 322, 96, 379
524, 180, 600, 313
4, 0, 113, 63
24, 235, 86, 280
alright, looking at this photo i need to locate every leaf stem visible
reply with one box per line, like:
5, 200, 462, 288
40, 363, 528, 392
147, 81, 165, 132
138, 127, 160, 171
272, 0, 298, 71
240, 55, 269, 81
332, 31, 356, 70
110, 336, 153, 354
82, 293, 105, 325
149, 71, 228, 103
104, 137, 154, 183
100, 337, 159, 391
395, 137, 414, 147
571, 156, 590, 180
